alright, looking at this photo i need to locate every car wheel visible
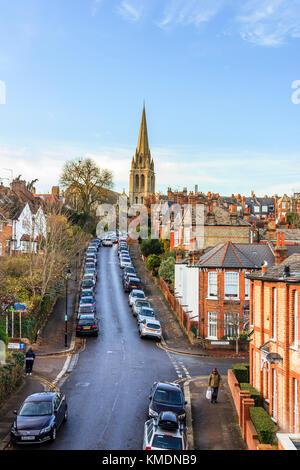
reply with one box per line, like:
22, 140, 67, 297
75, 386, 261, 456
51, 426, 57, 441
63, 408, 68, 422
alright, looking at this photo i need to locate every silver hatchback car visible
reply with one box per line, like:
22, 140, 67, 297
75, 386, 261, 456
139, 318, 162, 341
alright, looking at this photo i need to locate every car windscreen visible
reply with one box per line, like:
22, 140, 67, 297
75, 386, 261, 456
85, 269, 96, 274
153, 389, 183, 406
19, 401, 52, 417
152, 435, 182, 450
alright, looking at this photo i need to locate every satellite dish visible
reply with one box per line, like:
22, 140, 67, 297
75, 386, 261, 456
266, 352, 283, 365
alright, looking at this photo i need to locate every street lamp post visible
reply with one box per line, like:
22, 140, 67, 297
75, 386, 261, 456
65, 268, 72, 348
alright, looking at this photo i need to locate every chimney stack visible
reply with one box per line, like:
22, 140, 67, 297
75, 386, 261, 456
275, 231, 287, 265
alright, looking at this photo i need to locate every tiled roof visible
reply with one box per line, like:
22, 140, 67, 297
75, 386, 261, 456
247, 253, 300, 282
197, 242, 275, 269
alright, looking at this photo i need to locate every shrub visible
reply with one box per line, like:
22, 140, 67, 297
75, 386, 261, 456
240, 383, 262, 406
249, 407, 277, 445
158, 256, 175, 283
232, 363, 249, 383
141, 239, 163, 257
239, 331, 249, 341
0, 353, 24, 405
146, 254, 161, 271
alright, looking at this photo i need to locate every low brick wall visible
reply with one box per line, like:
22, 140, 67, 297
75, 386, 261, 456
227, 369, 274, 450
159, 277, 198, 343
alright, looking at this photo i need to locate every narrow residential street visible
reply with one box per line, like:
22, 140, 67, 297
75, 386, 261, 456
7, 242, 245, 451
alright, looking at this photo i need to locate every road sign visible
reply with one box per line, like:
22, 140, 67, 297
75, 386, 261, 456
14, 303, 26, 311
8, 343, 25, 350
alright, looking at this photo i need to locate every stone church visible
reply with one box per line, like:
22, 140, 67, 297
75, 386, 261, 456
129, 105, 155, 205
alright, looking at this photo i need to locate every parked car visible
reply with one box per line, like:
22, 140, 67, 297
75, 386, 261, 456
85, 262, 96, 270
123, 266, 136, 278
76, 314, 99, 336
137, 307, 156, 325
81, 279, 95, 291
10, 392, 68, 444
148, 382, 187, 421
143, 412, 187, 450
123, 277, 142, 293
77, 305, 96, 318
120, 258, 132, 269
129, 290, 147, 307
78, 296, 96, 308
102, 238, 113, 247
139, 318, 162, 341
84, 268, 97, 280
82, 274, 96, 286
132, 300, 151, 317
79, 289, 95, 300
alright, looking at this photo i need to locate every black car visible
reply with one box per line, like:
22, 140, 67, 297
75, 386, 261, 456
76, 314, 99, 336
123, 277, 142, 292
148, 382, 187, 421
10, 392, 67, 444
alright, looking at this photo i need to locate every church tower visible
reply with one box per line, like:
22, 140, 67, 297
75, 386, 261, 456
129, 105, 155, 205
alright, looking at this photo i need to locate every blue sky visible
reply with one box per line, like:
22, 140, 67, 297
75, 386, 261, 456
0, 0, 300, 196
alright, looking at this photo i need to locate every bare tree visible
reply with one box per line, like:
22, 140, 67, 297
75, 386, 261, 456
60, 158, 113, 215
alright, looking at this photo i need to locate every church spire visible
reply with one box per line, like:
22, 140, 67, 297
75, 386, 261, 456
137, 104, 150, 156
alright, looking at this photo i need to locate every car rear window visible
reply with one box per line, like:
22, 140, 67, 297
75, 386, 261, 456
78, 319, 95, 326
146, 323, 160, 329
141, 309, 154, 316
152, 435, 182, 450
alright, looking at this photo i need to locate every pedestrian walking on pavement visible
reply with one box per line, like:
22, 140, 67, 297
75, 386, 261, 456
208, 368, 222, 403
25, 347, 35, 375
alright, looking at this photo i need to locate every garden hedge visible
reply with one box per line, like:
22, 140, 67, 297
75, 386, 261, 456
249, 406, 277, 445
0, 352, 25, 405
232, 363, 249, 383
240, 383, 262, 406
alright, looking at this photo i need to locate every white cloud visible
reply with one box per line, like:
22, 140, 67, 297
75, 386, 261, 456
236, 0, 300, 46
157, 0, 225, 29
1, 143, 299, 197
116, 1, 142, 22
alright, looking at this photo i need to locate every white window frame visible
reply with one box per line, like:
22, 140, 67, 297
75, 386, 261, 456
254, 205, 260, 213
183, 228, 190, 245
245, 276, 250, 299
174, 231, 179, 247
0, 242, 2, 256
262, 205, 268, 213
207, 272, 218, 298
272, 288, 277, 340
272, 369, 277, 422
207, 312, 218, 340
224, 272, 239, 299
224, 312, 239, 339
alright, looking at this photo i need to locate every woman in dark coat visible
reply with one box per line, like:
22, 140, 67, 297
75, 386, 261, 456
25, 347, 35, 375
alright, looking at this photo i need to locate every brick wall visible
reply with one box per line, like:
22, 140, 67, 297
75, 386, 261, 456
0, 222, 12, 256
250, 278, 300, 433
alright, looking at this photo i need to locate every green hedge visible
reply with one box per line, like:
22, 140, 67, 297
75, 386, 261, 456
232, 363, 249, 383
0, 352, 25, 405
249, 407, 277, 445
240, 383, 262, 406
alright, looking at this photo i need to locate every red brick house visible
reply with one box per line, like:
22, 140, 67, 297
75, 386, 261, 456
247, 254, 300, 447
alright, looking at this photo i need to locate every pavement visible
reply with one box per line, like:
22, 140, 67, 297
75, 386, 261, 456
0, 242, 247, 451
0, 265, 84, 450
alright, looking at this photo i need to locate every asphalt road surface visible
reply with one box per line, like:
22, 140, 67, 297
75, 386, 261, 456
17, 244, 242, 450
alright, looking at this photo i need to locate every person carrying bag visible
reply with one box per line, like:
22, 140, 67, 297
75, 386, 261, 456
208, 368, 222, 403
